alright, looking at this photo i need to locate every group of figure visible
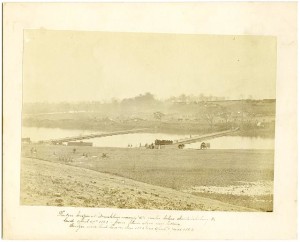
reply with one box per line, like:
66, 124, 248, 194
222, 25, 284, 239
145, 143, 155, 149
177, 142, 209, 149
102, 153, 108, 158
58, 155, 73, 162
30, 147, 37, 156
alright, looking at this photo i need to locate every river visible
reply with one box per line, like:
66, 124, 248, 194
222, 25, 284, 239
22, 126, 274, 149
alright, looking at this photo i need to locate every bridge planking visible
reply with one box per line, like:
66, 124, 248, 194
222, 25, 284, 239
171, 128, 239, 146
40, 127, 239, 146
40, 128, 150, 144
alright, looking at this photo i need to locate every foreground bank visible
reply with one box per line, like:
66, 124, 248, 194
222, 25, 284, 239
21, 144, 274, 211
21, 157, 258, 211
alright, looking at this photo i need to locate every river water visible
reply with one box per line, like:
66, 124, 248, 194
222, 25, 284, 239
22, 127, 274, 149
184, 136, 274, 150
21, 127, 100, 142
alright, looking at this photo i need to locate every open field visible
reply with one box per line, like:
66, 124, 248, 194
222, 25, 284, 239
22, 144, 274, 211
21, 157, 256, 211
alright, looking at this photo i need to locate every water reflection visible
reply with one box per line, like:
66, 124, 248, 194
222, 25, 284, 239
22, 127, 274, 149
85, 133, 189, 148
184, 136, 274, 150
22, 127, 98, 142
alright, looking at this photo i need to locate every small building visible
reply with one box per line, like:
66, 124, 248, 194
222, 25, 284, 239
22, 137, 31, 143
51, 141, 63, 145
67, 141, 93, 147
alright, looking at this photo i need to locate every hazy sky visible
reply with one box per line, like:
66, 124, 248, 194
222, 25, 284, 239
23, 30, 276, 103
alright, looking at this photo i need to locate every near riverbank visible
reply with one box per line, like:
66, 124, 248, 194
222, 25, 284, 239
21, 144, 274, 211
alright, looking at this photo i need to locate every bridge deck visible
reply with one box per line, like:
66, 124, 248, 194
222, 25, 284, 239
40, 127, 239, 146
171, 128, 239, 146
41, 128, 150, 143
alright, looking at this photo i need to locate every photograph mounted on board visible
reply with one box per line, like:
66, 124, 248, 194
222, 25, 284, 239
21, 30, 276, 212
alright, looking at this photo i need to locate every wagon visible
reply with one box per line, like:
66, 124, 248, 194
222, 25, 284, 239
200, 142, 210, 149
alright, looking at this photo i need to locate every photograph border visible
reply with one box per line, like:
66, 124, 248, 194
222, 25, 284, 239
3, 2, 297, 239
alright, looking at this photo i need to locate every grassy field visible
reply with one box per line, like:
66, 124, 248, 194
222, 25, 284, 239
21, 157, 256, 211
22, 144, 274, 211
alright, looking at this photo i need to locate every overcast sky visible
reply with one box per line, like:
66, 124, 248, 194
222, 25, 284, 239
23, 30, 276, 103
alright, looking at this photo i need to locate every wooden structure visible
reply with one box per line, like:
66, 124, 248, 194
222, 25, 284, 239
67, 141, 93, 147
22, 137, 31, 143
155, 139, 173, 145
171, 128, 239, 146
40, 128, 149, 144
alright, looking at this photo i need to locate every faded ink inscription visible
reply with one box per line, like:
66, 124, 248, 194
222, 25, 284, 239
58, 210, 215, 232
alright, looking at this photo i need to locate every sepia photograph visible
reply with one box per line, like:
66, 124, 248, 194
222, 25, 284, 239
20, 30, 276, 212
3, 2, 297, 239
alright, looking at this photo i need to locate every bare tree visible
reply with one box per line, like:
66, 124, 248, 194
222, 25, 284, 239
200, 105, 221, 129
219, 108, 231, 125
203, 112, 215, 129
